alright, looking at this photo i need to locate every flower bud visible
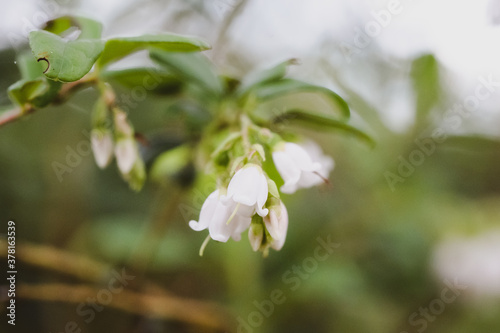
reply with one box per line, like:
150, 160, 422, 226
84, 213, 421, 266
91, 129, 114, 168
114, 138, 137, 174
264, 200, 288, 251
248, 216, 264, 252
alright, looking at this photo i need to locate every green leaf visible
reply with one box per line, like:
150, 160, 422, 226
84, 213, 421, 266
98, 34, 211, 68
29, 30, 104, 82
17, 51, 45, 80
411, 54, 440, 123
100, 68, 182, 95
150, 145, 191, 183
250, 79, 350, 119
43, 16, 103, 39
124, 159, 146, 191
237, 58, 297, 95
8, 78, 62, 108
267, 178, 280, 199
150, 51, 222, 96
271, 109, 375, 147
210, 132, 242, 160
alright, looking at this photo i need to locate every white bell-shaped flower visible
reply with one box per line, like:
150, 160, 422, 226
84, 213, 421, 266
114, 138, 137, 174
189, 190, 252, 242
272, 141, 334, 194
91, 130, 114, 168
223, 164, 269, 217
264, 201, 289, 251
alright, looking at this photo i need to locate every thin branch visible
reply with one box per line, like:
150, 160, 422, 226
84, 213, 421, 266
0, 74, 97, 128
0, 239, 234, 330
54, 75, 97, 104
0, 106, 31, 128
18, 283, 234, 331
0, 239, 108, 283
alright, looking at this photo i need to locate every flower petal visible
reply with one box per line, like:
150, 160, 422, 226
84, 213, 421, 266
230, 214, 252, 241
188, 190, 219, 231
270, 202, 288, 251
272, 151, 301, 194
256, 172, 269, 216
207, 201, 234, 242
227, 166, 261, 206
284, 143, 321, 172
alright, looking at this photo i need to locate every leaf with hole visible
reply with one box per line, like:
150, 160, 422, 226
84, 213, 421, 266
29, 30, 104, 82
43, 16, 103, 39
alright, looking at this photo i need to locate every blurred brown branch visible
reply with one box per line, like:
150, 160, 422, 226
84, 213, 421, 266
0, 239, 109, 283
0, 239, 235, 331
18, 283, 233, 331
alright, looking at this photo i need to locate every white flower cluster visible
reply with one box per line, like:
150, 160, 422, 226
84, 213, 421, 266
189, 140, 334, 255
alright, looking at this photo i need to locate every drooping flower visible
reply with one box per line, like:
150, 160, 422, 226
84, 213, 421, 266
248, 200, 288, 253
114, 138, 137, 174
222, 164, 269, 217
264, 200, 289, 251
113, 109, 139, 175
189, 164, 271, 249
272, 141, 334, 194
189, 190, 253, 242
91, 129, 114, 168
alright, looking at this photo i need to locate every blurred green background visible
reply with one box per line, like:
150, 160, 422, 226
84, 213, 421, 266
2, 1, 500, 332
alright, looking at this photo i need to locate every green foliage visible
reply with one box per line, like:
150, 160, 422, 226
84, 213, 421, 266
245, 78, 351, 119
151, 50, 223, 96
150, 145, 192, 183
270, 109, 375, 147
237, 58, 297, 94
411, 54, 441, 123
97, 34, 211, 68
100, 68, 182, 94
29, 30, 104, 82
42, 15, 103, 39
8, 77, 62, 109
5, 14, 366, 198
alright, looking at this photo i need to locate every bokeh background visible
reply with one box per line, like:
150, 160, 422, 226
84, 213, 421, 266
1, 0, 500, 332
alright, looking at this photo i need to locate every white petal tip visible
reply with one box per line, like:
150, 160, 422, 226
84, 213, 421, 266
189, 220, 204, 231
